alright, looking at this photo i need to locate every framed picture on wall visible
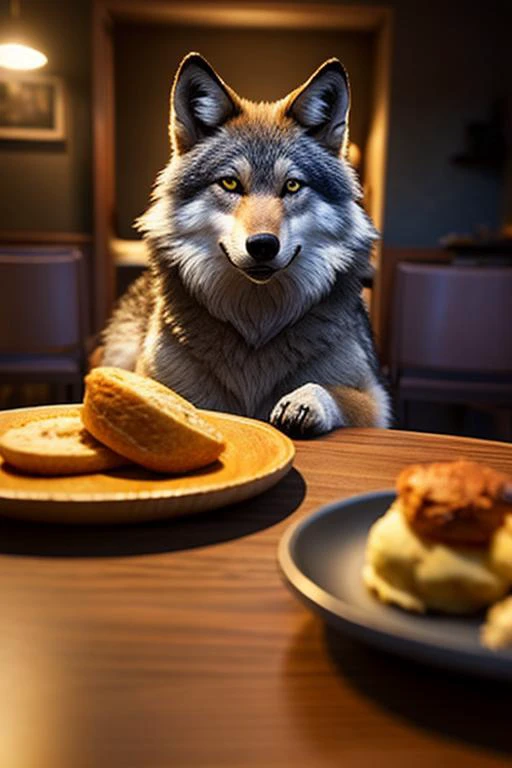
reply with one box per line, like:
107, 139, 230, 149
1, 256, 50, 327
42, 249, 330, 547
0, 74, 66, 141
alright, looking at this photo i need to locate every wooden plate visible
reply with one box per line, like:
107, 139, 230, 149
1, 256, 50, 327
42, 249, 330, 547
0, 404, 295, 524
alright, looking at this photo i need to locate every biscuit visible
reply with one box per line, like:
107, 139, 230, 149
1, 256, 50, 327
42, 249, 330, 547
0, 415, 128, 476
82, 367, 226, 473
396, 460, 509, 545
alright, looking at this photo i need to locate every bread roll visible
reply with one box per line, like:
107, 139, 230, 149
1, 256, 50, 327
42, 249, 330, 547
82, 367, 225, 473
0, 415, 127, 476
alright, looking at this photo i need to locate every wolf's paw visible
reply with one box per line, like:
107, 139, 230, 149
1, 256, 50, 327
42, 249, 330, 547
269, 383, 344, 437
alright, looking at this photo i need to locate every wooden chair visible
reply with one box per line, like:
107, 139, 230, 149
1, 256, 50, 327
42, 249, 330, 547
0, 248, 88, 406
390, 262, 512, 437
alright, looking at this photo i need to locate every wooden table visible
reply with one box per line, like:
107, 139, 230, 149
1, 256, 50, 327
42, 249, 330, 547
1, 428, 511, 768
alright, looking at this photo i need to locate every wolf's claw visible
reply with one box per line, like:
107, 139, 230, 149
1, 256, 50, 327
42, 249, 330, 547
274, 400, 290, 428
295, 404, 310, 432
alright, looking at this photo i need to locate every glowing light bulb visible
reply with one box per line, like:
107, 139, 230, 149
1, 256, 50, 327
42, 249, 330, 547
0, 42, 47, 70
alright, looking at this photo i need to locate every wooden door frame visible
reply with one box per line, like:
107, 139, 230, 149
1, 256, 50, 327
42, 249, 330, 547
92, 0, 393, 334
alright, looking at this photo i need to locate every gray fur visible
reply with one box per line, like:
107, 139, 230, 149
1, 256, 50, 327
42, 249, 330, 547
101, 55, 391, 435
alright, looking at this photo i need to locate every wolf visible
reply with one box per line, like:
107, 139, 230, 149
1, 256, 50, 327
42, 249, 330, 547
99, 52, 391, 436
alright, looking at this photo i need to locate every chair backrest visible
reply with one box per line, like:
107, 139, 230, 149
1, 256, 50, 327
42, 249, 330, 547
0, 246, 80, 257
391, 262, 512, 374
0, 249, 86, 355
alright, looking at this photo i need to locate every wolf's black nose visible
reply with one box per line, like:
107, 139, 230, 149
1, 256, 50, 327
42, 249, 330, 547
246, 233, 280, 262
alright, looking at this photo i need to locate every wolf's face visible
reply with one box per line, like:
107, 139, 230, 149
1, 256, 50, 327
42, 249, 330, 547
138, 54, 377, 347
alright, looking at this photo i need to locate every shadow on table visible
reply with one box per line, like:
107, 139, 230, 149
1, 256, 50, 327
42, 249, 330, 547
283, 617, 512, 757
0, 468, 306, 558
324, 624, 512, 756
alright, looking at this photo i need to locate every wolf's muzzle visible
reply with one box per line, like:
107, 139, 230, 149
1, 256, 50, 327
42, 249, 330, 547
219, 241, 302, 283
245, 233, 280, 262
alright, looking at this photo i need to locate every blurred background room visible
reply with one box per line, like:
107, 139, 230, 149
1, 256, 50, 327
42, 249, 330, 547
0, 0, 510, 439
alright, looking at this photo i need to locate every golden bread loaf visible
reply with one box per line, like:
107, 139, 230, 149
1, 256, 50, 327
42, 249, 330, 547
82, 367, 226, 473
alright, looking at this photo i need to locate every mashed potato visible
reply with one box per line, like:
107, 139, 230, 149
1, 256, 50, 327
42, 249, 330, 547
481, 595, 512, 650
363, 500, 510, 614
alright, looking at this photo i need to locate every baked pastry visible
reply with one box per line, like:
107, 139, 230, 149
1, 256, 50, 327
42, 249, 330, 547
481, 596, 512, 651
363, 460, 512, 614
397, 460, 509, 544
0, 415, 127, 476
82, 367, 226, 473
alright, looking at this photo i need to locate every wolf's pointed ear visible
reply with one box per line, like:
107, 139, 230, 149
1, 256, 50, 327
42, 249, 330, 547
285, 59, 350, 155
170, 53, 241, 154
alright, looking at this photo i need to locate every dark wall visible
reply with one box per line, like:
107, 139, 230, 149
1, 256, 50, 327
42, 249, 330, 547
114, 24, 375, 239
0, 0, 92, 233
382, 0, 506, 246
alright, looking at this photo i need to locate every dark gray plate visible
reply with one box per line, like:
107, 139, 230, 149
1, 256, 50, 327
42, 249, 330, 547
278, 491, 512, 680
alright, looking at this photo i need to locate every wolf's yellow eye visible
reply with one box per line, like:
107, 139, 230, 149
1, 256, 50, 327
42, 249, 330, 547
220, 177, 242, 194
284, 179, 302, 195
